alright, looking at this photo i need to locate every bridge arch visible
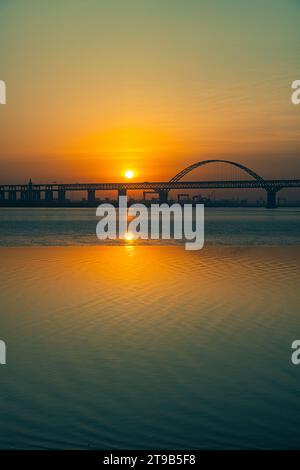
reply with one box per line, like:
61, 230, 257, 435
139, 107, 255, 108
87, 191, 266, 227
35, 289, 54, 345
168, 159, 268, 188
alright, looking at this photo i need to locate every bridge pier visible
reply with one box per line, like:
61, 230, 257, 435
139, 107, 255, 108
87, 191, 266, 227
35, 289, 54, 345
58, 189, 66, 202
0, 190, 6, 201
45, 190, 54, 202
266, 188, 278, 209
88, 189, 96, 202
158, 189, 169, 204
8, 191, 17, 201
20, 190, 28, 201
33, 190, 41, 201
118, 188, 127, 199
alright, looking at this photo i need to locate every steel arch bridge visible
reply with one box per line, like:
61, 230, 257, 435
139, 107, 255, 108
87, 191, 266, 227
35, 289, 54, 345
168, 159, 268, 188
0, 159, 299, 208
151, 158, 278, 208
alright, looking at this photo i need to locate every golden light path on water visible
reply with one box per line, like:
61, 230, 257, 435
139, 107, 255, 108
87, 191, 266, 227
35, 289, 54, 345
0, 245, 299, 449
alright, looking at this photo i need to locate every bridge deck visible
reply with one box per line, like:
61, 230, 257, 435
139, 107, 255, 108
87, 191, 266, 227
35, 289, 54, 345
1, 179, 300, 191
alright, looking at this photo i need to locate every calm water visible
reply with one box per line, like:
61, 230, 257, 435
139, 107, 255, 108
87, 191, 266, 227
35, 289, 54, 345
0, 207, 299, 246
0, 208, 299, 449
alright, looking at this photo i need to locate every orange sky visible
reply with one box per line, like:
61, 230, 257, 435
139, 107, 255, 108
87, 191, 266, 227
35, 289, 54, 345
0, 0, 300, 183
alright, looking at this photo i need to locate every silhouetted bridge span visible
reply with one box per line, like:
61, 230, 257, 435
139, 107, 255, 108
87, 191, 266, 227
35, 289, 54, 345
0, 160, 299, 208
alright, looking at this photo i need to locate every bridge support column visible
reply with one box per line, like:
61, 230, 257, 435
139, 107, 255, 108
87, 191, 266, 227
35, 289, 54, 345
33, 190, 41, 201
45, 190, 54, 202
88, 190, 96, 202
158, 190, 169, 204
8, 191, 17, 201
118, 188, 127, 199
0, 190, 6, 201
266, 188, 277, 209
58, 189, 66, 202
21, 190, 28, 201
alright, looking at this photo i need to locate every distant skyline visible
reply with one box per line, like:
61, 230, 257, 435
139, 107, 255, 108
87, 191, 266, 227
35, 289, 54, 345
0, 0, 300, 184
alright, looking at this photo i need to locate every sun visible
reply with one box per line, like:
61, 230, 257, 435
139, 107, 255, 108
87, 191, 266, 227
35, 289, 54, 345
125, 169, 134, 179
124, 232, 134, 241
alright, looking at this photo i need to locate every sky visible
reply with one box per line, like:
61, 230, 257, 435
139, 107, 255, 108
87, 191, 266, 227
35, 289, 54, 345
0, 0, 299, 184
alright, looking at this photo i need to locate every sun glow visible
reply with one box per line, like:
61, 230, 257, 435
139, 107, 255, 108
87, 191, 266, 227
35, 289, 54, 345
125, 169, 134, 179
124, 232, 134, 241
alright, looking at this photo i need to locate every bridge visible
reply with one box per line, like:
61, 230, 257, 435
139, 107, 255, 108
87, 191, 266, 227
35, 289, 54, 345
0, 159, 299, 208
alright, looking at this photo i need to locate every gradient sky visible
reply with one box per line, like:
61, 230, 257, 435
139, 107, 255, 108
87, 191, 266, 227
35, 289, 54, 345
0, 0, 299, 183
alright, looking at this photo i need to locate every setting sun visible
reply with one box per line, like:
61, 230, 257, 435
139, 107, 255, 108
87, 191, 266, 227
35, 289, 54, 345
125, 170, 134, 179
124, 232, 134, 241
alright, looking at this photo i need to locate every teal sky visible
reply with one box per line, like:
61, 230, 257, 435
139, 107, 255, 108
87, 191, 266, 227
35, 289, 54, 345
0, 0, 299, 182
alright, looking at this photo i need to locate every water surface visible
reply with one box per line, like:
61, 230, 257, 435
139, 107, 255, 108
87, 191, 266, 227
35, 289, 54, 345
0, 245, 299, 449
0, 207, 299, 246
